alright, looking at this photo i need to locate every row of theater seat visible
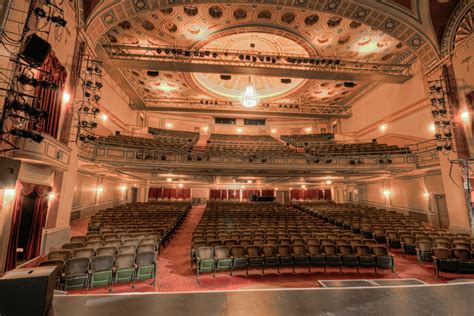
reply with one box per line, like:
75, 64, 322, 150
191, 202, 398, 278
195, 244, 394, 277
40, 251, 156, 291
38, 201, 190, 291
296, 202, 474, 277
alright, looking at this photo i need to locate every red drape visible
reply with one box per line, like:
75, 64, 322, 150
35, 52, 67, 138
317, 190, 324, 200
5, 182, 51, 271
221, 189, 228, 200
261, 189, 274, 197
228, 189, 239, 199
324, 189, 332, 200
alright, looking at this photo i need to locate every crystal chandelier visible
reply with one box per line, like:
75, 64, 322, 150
240, 77, 259, 108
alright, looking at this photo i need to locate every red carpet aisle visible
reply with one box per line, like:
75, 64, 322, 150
68, 205, 473, 295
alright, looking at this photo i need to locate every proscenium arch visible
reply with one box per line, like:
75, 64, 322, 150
440, 0, 474, 57
85, 0, 441, 69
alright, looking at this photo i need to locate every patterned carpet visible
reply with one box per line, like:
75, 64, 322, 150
68, 204, 474, 294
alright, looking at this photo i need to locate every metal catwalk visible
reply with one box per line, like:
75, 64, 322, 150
49, 282, 474, 316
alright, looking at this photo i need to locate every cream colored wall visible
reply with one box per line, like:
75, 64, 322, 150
70, 172, 129, 221
341, 62, 432, 141
356, 172, 445, 224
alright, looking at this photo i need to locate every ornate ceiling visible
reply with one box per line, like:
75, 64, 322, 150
81, 0, 470, 117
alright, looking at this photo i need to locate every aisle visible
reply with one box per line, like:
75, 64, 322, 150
69, 204, 459, 295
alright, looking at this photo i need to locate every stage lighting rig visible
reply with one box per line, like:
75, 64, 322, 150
428, 75, 454, 153
9, 128, 44, 143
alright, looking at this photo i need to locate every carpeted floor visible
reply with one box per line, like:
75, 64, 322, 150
68, 204, 474, 294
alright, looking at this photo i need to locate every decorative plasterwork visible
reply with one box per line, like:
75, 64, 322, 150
441, 0, 474, 57
85, 0, 440, 68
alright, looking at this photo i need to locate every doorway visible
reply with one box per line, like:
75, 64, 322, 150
434, 194, 450, 229
131, 187, 139, 203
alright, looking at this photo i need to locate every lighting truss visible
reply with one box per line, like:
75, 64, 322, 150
99, 41, 413, 83
137, 98, 352, 118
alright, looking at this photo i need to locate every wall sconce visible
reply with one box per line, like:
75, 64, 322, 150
48, 192, 55, 200
423, 192, 430, 198
379, 124, 387, 132
3, 188, 16, 200
96, 186, 104, 193
460, 111, 469, 122
383, 190, 390, 197
62, 91, 71, 104
326, 180, 332, 185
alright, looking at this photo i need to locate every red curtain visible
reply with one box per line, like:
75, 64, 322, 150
290, 190, 301, 200
5, 182, 51, 271
221, 189, 228, 200
228, 189, 239, 199
35, 51, 67, 138
177, 189, 190, 199
261, 189, 274, 197
317, 190, 324, 200
209, 189, 220, 199
324, 189, 332, 200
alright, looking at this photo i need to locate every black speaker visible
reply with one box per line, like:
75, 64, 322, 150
18, 34, 51, 67
0, 266, 57, 316
220, 74, 231, 80
281, 78, 292, 84
0, 157, 21, 189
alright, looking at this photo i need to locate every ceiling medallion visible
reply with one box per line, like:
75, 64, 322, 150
240, 77, 259, 108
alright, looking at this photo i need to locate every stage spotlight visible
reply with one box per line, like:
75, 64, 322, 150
33, 7, 47, 18
204, 51, 210, 56
24, 105, 48, 119
350, 160, 356, 165
93, 95, 101, 102
212, 53, 218, 58
91, 107, 100, 114
9, 128, 44, 143
156, 48, 162, 54
314, 59, 320, 65
313, 158, 320, 163
434, 133, 442, 140
444, 144, 452, 150
326, 59, 333, 65
50, 15, 67, 27
78, 134, 86, 141
87, 135, 96, 141
95, 81, 103, 89
379, 159, 385, 164
387, 159, 393, 164
84, 80, 93, 87
326, 159, 332, 164
344, 82, 355, 88
6, 100, 26, 111
271, 58, 276, 63
18, 74, 38, 87
321, 58, 326, 64
171, 49, 177, 54
39, 80, 58, 90
444, 132, 452, 138
334, 59, 341, 65
164, 49, 170, 54
436, 145, 443, 151
194, 51, 199, 57
80, 106, 90, 112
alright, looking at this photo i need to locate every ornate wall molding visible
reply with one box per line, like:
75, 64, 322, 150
441, 0, 474, 57
84, 0, 441, 68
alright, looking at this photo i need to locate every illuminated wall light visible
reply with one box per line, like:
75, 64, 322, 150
275, 187, 279, 191
178, 183, 183, 188
271, 129, 277, 134
460, 111, 470, 122
48, 192, 55, 200
203, 126, 209, 131
423, 192, 430, 198
383, 190, 390, 197
326, 180, 332, 185
62, 91, 71, 104
237, 128, 243, 133
166, 123, 173, 129
301, 184, 306, 189
166, 178, 172, 182
241, 185, 246, 188
4, 189, 16, 199
100, 113, 108, 122
305, 127, 312, 133
97, 186, 104, 193
379, 124, 387, 132
429, 124, 436, 132
119, 185, 127, 192
247, 180, 253, 184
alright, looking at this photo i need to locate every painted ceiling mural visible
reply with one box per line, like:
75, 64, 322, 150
101, 3, 411, 106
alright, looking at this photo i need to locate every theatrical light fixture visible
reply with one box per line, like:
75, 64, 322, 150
50, 15, 67, 27
33, 7, 47, 18
9, 128, 44, 143
91, 107, 100, 114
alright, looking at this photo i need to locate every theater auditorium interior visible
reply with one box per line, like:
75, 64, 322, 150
0, 0, 473, 315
